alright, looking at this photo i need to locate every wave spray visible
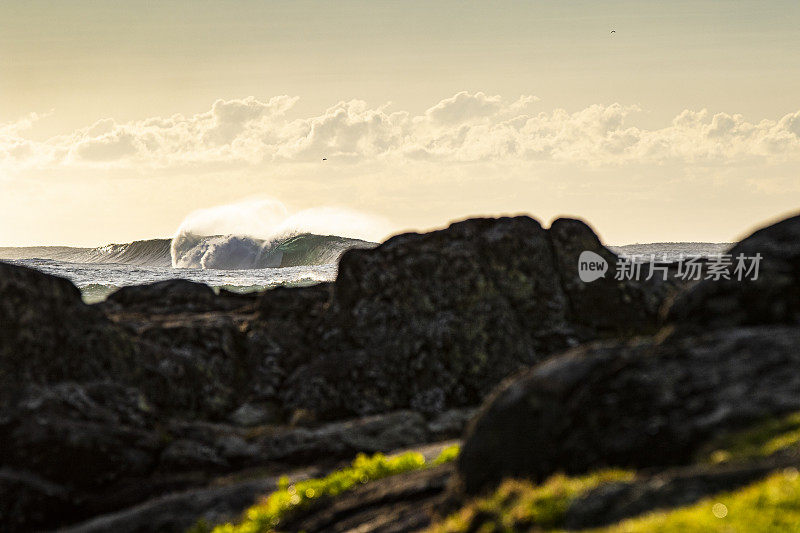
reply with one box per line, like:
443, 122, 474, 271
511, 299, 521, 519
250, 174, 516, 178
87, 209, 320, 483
170, 197, 389, 269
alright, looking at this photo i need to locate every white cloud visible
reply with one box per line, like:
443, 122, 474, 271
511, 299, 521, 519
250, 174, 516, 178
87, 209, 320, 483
2, 93, 800, 174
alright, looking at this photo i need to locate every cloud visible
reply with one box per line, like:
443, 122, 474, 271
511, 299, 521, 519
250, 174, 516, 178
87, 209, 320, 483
424, 91, 536, 125
2, 93, 800, 174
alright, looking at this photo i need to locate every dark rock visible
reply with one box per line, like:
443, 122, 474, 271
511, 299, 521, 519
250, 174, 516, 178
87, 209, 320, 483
96, 281, 285, 418
0, 213, 700, 530
0, 382, 166, 528
668, 214, 800, 329
59, 469, 321, 533
228, 402, 279, 427
0, 262, 139, 401
0, 468, 74, 531
159, 440, 227, 472
0, 263, 267, 422
1, 382, 161, 487
426, 408, 477, 441
457, 325, 800, 494
253, 283, 334, 372
281, 216, 672, 419
0, 389, 460, 530
102, 279, 251, 314
107, 278, 214, 304
548, 218, 678, 337
257, 411, 430, 463
161, 410, 468, 468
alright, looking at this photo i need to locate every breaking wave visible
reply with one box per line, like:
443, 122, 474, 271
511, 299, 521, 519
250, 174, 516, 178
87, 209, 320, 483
170, 232, 375, 269
0, 197, 387, 270
168, 197, 388, 269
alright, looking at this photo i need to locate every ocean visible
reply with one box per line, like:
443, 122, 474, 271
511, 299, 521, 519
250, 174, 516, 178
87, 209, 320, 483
0, 235, 730, 304
0, 233, 373, 303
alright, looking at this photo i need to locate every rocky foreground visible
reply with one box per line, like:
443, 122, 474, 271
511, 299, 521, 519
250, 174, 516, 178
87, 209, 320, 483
1, 214, 799, 532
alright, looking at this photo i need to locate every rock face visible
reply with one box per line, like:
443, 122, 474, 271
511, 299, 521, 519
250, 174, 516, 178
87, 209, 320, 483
457, 213, 800, 495
668, 214, 800, 329
0, 215, 682, 530
104, 279, 222, 313
457, 325, 800, 494
280, 216, 675, 419
0, 262, 139, 399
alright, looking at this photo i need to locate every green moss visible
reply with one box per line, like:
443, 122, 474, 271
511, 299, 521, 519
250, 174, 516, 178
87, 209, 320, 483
432, 444, 460, 466
200, 411, 800, 533
428, 470, 634, 532
203, 445, 459, 533
701, 411, 800, 464
429, 412, 800, 532
429, 468, 800, 533
594, 468, 800, 532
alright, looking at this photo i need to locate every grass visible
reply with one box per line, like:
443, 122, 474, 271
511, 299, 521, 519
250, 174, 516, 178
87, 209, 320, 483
427, 468, 800, 533
594, 467, 800, 532
700, 411, 800, 464
199, 445, 460, 533
427, 470, 634, 532
196, 411, 800, 533
429, 411, 800, 532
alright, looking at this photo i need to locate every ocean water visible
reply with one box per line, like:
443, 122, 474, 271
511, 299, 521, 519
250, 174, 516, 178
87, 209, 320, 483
610, 242, 731, 261
0, 237, 730, 304
0, 233, 371, 303
6, 258, 338, 303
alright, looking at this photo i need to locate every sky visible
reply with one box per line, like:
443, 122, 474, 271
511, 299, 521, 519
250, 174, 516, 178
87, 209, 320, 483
1, 0, 800, 246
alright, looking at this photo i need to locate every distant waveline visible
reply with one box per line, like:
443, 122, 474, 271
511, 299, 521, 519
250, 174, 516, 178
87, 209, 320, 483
0, 233, 374, 270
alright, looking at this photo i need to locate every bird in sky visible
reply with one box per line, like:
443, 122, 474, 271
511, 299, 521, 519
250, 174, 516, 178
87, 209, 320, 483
322, 157, 327, 161
610, 30, 616, 34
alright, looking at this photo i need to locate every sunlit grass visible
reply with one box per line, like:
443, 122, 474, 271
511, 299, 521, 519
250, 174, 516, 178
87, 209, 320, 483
198, 445, 460, 533
594, 468, 800, 532
701, 411, 800, 464
429, 411, 800, 532
198, 411, 800, 533
428, 470, 634, 532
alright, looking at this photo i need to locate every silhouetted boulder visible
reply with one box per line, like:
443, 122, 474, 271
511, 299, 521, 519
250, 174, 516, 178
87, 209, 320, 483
456, 213, 800, 495
107, 278, 214, 306
0, 213, 705, 530
456, 325, 800, 494
280, 216, 675, 419
0, 262, 138, 400
668, 214, 800, 329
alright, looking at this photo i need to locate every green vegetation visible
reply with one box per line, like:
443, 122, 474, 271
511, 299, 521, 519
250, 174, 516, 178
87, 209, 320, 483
428, 470, 634, 532
701, 411, 800, 464
204, 445, 460, 533
595, 468, 800, 532
428, 468, 800, 533
199, 412, 800, 533
430, 412, 800, 532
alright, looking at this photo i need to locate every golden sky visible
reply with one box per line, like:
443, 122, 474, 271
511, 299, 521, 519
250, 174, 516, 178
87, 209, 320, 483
1, 1, 799, 246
